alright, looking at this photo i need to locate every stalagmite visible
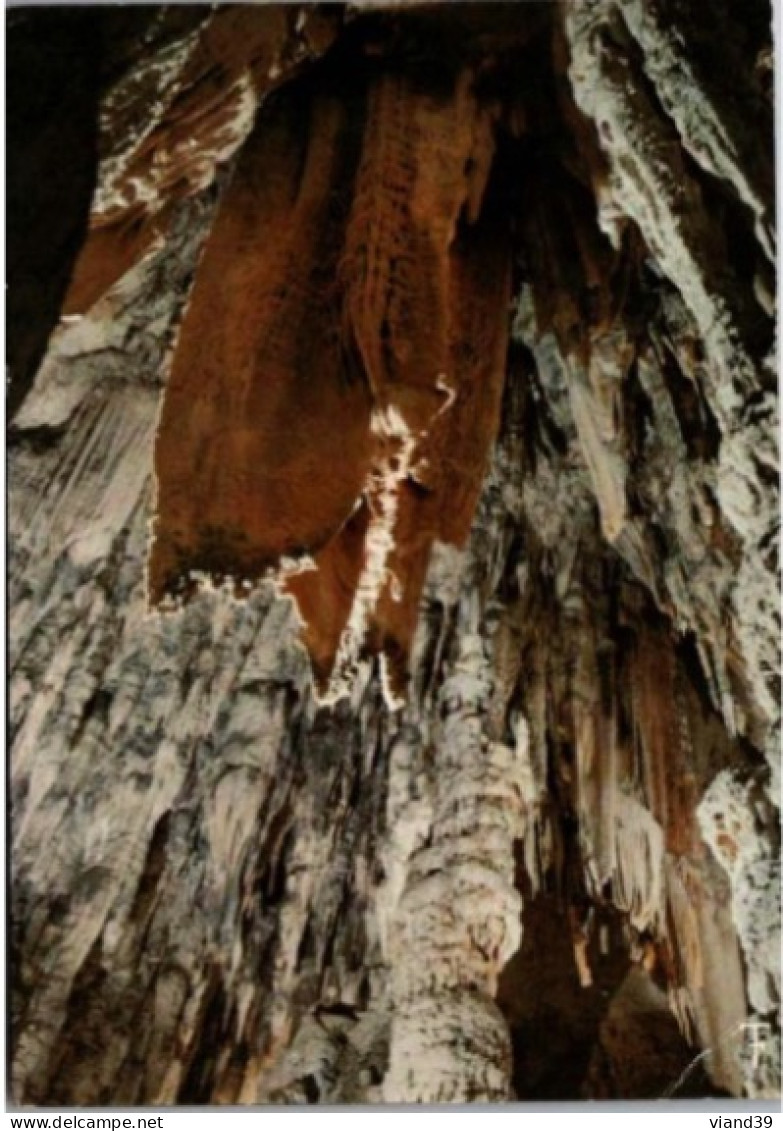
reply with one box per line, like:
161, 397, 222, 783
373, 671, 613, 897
7, 0, 779, 1105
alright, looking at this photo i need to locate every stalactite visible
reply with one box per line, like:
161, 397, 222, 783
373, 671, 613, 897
8, 1, 778, 1105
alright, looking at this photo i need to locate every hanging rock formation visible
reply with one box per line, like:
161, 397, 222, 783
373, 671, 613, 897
8, 1, 779, 1104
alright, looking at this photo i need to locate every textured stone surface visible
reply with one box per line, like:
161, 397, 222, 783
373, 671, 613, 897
8, 0, 779, 1105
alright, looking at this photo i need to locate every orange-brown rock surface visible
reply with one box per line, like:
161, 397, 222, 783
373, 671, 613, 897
148, 22, 515, 701
7, 0, 779, 1107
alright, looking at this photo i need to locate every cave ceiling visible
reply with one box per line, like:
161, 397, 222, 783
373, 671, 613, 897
6, 0, 780, 1106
